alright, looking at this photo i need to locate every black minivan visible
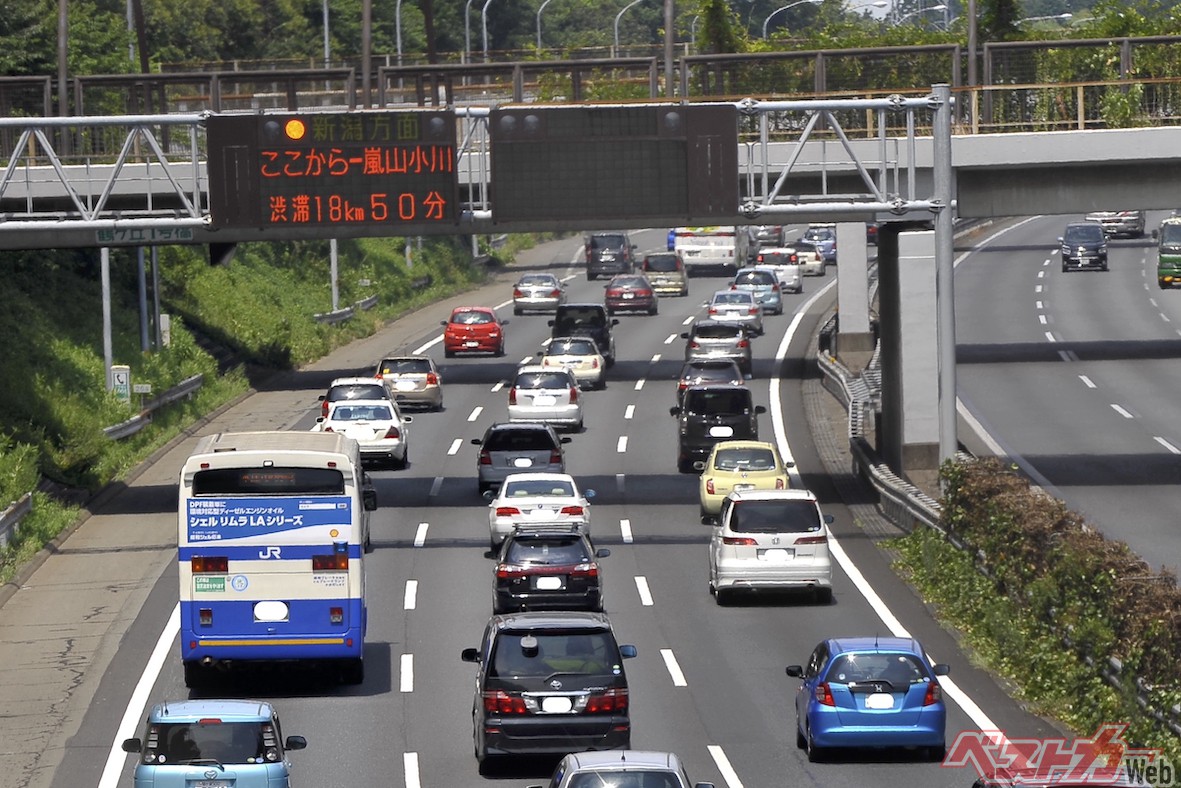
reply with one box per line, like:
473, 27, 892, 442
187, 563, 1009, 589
461, 611, 637, 774
670, 384, 766, 473
585, 232, 636, 280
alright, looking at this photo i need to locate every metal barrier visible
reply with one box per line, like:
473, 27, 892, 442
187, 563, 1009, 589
101, 373, 205, 440
0, 493, 32, 550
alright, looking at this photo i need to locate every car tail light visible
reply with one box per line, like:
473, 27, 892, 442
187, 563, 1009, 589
568, 562, 599, 577
191, 556, 228, 573
756, 254, 765, 263
737, 339, 749, 348
678, 381, 689, 391
730, 284, 737, 290
591, 358, 599, 368
568, 386, 579, 403
513, 288, 523, 297
689, 341, 701, 349
708, 307, 719, 315
329, 606, 344, 624
559, 505, 584, 516
496, 506, 521, 517
384, 426, 401, 439
924, 682, 943, 706
312, 552, 348, 570
775, 478, 786, 489
816, 682, 836, 706
495, 564, 527, 579
771, 284, 780, 293
549, 288, 561, 297
790, 253, 798, 263
426, 372, 438, 385
705, 478, 715, 494
550, 450, 563, 464
321, 402, 329, 418
198, 608, 213, 626
722, 536, 758, 545
585, 688, 629, 713
748, 307, 758, 315
479, 450, 491, 465
508, 388, 518, 405
321, 425, 334, 432
375, 373, 384, 380
638, 290, 652, 297
483, 690, 529, 715
795, 534, 828, 545
607, 289, 621, 297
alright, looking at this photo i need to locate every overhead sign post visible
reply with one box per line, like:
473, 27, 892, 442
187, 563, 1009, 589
205, 111, 461, 230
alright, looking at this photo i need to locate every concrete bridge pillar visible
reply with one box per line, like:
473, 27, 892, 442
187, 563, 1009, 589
834, 221, 872, 353
877, 226, 940, 475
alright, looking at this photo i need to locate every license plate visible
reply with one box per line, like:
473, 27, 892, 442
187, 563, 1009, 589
685, 250, 699, 256
541, 695, 574, 713
622, 293, 634, 299
395, 381, 417, 391
734, 483, 756, 491
865, 692, 895, 710
465, 341, 480, 347
195, 782, 231, 788
533, 395, 557, 406
535, 576, 564, 590
513, 457, 534, 468
708, 425, 735, 438
758, 548, 794, 561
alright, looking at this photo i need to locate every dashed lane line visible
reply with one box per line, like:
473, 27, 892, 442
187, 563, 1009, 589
404, 580, 419, 610
660, 648, 688, 687
634, 576, 653, 605
413, 522, 429, 547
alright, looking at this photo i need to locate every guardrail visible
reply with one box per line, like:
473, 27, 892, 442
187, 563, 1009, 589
313, 294, 380, 324
101, 373, 204, 440
0, 493, 33, 550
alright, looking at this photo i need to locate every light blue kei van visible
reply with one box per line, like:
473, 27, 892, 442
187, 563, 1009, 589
121, 699, 307, 787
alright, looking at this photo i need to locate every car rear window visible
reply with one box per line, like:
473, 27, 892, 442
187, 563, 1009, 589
1064, 224, 1103, 243
590, 234, 626, 250
550, 339, 597, 355
505, 535, 589, 564
331, 404, 392, 421
643, 255, 680, 272
735, 270, 777, 285
518, 274, 557, 286
484, 429, 558, 452
712, 292, 752, 304
609, 276, 646, 288
152, 721, 269, 765
824, 653, 926, 685
489, 631, 617, 677
714, 447, 776, 471
683, 389, 752, 415
514, 372, 571, 390
554, 308, 606, 332
729, 500, 822, 533
570, 773, 682, 788
693, 323, 743, 340
452, 310, 495, 324
379, 358, 431, 375
328, 384, 387, 402
504, 478, 575, 497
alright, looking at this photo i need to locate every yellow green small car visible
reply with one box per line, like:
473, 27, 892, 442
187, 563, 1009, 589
696, 440, 792, 516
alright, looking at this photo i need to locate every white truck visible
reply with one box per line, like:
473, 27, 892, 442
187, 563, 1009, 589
672, 226, 752, 277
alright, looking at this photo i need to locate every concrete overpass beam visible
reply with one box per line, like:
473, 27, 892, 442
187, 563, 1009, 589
834, 221, 872, 353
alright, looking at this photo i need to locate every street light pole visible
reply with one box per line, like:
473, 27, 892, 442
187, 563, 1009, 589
613, 0, 645, 58
762, 0, 820, 38
396, 0, 403, 65
482, 0, 495, 61
537, 0, 557, 51
464, 0, 477, 63
967, 0, 977, 85
894, 3, 946, 25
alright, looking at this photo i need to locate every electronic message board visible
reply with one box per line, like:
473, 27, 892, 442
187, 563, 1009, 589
489, 104, 738, 224
206, 111, 459, 229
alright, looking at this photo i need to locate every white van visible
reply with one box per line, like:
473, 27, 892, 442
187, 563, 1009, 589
673, 226, 752, 277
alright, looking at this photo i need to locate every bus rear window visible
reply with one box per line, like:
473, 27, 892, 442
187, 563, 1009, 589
193, 467, 345, 495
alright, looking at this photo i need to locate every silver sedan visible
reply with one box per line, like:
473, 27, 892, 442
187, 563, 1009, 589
512, 273, 566, 315
705, 289, 763, 335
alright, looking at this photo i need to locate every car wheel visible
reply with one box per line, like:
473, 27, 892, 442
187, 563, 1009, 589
340, 657, 365, 685
495, 343, 506, 357
182, 661, 206, 689
648, 305, 658, 315
477, 756, 499, 777
513, 307, 522, 316
444, 348, 455, 359
1101, 263, 1109, 272
587, 273, 597, 281
927, 744, 946, 762
677, 457, 694, 474
1061, 265, 1068, 273
715, 587, 732, 606
1160, 280, 1169, 290
806, 727, 826, 763
815, 587, 833, 604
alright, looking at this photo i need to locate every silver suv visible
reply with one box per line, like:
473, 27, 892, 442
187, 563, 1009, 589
507, 366, 583, 431
472, 422, 571, 495
682, 320, 753, 377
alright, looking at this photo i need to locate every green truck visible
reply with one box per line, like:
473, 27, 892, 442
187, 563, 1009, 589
1157, 216, 1181, 289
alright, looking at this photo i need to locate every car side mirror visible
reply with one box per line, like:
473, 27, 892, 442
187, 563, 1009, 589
596, 548, 611, 558
823, 514, 835, 524
560, 437, 572, 444
669, 406, 681, 417
701, 514, 719, 526
439, 320, 448, 326
547, 319, 556, 327
1152, 229, 1159, 240
693, 783, 717, 788
285, 735, 308, 751
482, 489, 496, 501
461, 648, 481, 662
785, 665, 804, 677
362, 489, 378, 511
470, 438, 482, 445
619, 645, 638, 658
315, 416, 325, 423
785, 460, 796, 468
755, 405, 767, 415
121, 738, 142, 754
1057, 237, 1064, 244
584, 489, 596, 499
933, 663, 951, 676
692, 461, 706, 471
680, 332, 690, 339
501, 319, 511, 326
402, 415, 413, 423
611, 319, 620, 326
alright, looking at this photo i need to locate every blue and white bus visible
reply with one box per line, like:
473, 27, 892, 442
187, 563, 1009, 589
178, 431, 377, 687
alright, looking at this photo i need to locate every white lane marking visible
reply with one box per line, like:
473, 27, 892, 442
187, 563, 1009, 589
414, 522, 429, 546
400, 654, 414, 692
1162, 313, 1172, 323
650, 353, 661, 364
98, 605, 180, 788
1155, 437, 1181, 454
468, 406, 483, 422
660, 648, 688, 686
682, 315, 695, 326
1111, 404, 1135, 419
708, 745, 745, 788
1036, 300, 1043, 309
634, 379, 645, 391
769, 276, 1001, 735
495, 298, 513, 309
1035, 285, 1044, 293
404, 580, 419, 610
412, 335, 442, 355
624, 404, 635, 419
519, 355, 533, 365
620, 518, 633, 543
1045, 332, 1057, 342
404, 752, 421, 788
1037, 270, 1046, 279
429, 476, 443, 497
490, 381, 505, 392
616, 474, 626, 493
1057, 351, 1072, 363
1038, 314, 1048, 325
447, 438, 462, 455
664, 333, 677, 344
1079, 375, 1096, 389
1150, 298, 1159, 308
617, 436, 628, 452
634, 576, 654, 605
1042, 259, 1050, 266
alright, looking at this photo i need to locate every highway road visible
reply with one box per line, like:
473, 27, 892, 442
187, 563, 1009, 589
16, 228, 1062, 788
955, 213, 1181, 575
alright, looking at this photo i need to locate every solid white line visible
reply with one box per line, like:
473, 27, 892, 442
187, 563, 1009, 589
412, 335, 442, 355
620, 518, 633, 543
404, 580, 419, 610
624, 404, 635, 419
1038, 314, 1047, 325
447, 438, 462, 455
660, 648, 688, 686
1111, 404, 1135, 419
400, 654, 414, 692
1155, 437, 1181, 454
634, 379, 645, 391
617, 436, 628, 452
682, 315, 695, 326
634, 576, 653, 605
490, 381, 505, 392
664, 333, 677, 344
650, 353, 661, 364
1079, 375, 1096, 389
1044, 332, 1057, 342
98, 605, 180, 788
404, 752, 421, 788
429, 476, 443, 497
468, 406, 483, 422
414, 522, 429, 546
707, 745, 745, 788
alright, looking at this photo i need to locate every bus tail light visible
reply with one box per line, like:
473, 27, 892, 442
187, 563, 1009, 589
192, 556, 228, 573
313, 553, 349, 570
199, 608, 213, 626
329, 606, 344, 624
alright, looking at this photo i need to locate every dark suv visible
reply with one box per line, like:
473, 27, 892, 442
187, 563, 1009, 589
461, 611, 637, 773
670, 385, 766, 473
585, 232, 636, 280
549, 304, 619, 367
1059, 221, 1108, 272
492, 526, 610, 613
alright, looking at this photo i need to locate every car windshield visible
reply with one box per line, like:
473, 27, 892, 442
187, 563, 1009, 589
503, 478, 575, 497
758, 253, 794, 265
549, 339, 597, 355
153, 721, 269, 765
729, 500, 821, 533
643, 255, 679, 272
569, 773, 683, 788
1064, 225, 1103, 243
682, 362, 741, 382
610, 277, 646, 289
805, 227, 834, 242
515, 372, 570, 390
489, 631, 617, 677
824, 653, 927, 687
504, 535, 590, 565
518, 274, 557, 287
330, 404, 392, 421
554, 310, 605, 332
714, 447, 777, 471
484, 430, 557, 452
379, 358, 431, 375
328, 384, 387, 402
735, 271, 776, 286
452, 310, 495, 325
1161, 224, 1181, 246
693, 324, 744, 340
591, 235, 626, 250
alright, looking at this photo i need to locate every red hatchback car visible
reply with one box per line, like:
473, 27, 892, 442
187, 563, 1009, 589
604, 274, 658, 316
441, 307, 509, 358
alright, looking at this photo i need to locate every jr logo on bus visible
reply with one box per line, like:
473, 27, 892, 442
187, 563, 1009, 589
259, 546, 282, 559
